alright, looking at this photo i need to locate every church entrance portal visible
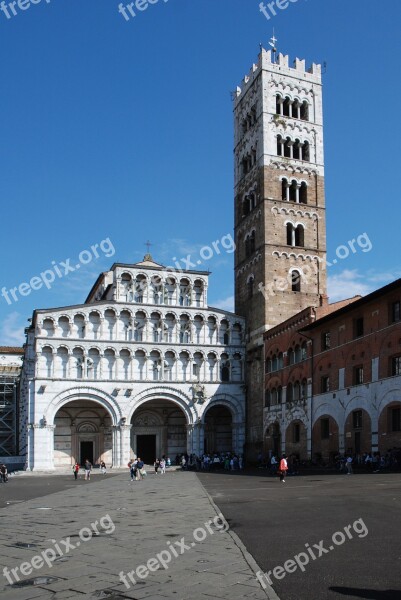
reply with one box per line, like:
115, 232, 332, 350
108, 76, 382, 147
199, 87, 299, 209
136, 435, 157, 464
80, 441, 94, 466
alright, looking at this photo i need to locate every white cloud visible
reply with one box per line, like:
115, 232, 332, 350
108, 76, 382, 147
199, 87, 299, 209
328, 269, 397, 302
211, 295, 235, 312
0, 312, 26, 346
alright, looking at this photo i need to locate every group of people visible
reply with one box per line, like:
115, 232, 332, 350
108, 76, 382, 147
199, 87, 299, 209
72, 460, 107, 480
128, 457, 146, 481
153, 458, 166, 474
175, 452, 244, 471
335, 450, 400, 474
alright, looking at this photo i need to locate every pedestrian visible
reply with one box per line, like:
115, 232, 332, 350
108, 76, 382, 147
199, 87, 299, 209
154, 459, 160, 475
279, 454, 288, 483
84, 459, 92, 481
100, 461, 106, 475
136, 457, 144, 480
0, 464, 8, 483
160, 458, 166, 474
346, 456, 353, 475
270, 455, 278, 476
72, 462, 80, 480
128, 459, 137, 481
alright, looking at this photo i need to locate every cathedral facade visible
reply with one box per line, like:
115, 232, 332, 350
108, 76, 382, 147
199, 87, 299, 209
20, 257, 246, 469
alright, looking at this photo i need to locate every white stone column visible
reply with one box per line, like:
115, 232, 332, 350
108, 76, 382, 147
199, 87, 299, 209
120, 424, 132, 466
32, 424, 56, 470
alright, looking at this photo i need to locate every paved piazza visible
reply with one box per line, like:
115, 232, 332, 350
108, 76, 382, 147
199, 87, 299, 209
198, 470, 401, 600
0, 470, 275, 600
1, 470, 400, 599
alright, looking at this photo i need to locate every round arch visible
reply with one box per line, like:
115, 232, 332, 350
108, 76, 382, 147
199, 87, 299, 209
46, 386, 122, 426
128, 387, 194, 425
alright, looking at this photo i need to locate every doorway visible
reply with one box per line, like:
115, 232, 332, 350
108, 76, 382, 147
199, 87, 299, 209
80, 441, 94, 466
137, 435, 156, 464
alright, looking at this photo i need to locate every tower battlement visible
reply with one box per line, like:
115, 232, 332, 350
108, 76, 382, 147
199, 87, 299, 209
235, 49, 321, 106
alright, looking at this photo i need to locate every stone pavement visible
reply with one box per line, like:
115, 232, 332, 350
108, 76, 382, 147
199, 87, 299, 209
0, 471, 278, 600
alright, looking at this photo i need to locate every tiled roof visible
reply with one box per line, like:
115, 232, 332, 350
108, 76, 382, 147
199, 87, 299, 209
0, 347, 24, 353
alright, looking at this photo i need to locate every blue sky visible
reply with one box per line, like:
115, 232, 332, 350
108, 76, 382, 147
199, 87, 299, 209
1, 0, 400, 345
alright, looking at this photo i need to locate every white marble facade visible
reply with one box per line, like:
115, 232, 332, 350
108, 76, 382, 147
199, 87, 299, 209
20, 257, 246, 469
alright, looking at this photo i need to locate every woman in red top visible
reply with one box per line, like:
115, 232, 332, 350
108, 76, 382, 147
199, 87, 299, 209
279, 454, 288, 483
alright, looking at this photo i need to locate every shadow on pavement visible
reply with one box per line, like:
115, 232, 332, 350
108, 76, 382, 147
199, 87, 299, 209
330, 587, 401, 599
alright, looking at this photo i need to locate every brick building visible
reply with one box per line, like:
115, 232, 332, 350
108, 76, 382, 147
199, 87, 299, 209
264, 279, 401, 461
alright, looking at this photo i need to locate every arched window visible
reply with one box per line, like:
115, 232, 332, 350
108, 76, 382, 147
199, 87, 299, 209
301, 379, 308, 399
294, 345, 302, 363
299, 182, 307, 204
282, 178, 288, 201
278, 353, 284, 369
277, 135, 283, 156
250, 230, 256, 254
288, 348, 295, 365
265, 389, 271, 408
293, 139, 301, 160
287, 223, 293, 246
242, 196, 250, 217
289, 180, 297, 202
277, 386, 283, 403
245, 235, 250, 258
295, 225, 304, 247
265, 358, 272, 374
271, 388, 278, 405
301, 342, 307, 361
294, 381, 301, 401
300, 101, 309, 121
283, 97, 291, 117
248, 276, 254, 299
272, 354, 278, 371
287, 383, 293, 403
302, 141, 310, 162
291, 270, 301, 293
221, 362, 230, 382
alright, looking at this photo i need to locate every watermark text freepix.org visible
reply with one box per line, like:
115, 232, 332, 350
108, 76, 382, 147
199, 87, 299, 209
0, 0, 51, 20
118, 0, 169, 22
1, 238, 115, 306
256, 518, 368, 589
259, 0, 300, 22
3, 514, 115, 585
119, 513, 229, 589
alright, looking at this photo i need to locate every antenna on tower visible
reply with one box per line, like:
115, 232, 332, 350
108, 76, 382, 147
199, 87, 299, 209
268, 31, 278, 63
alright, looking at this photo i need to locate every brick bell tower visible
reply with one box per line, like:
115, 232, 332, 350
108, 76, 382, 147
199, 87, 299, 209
233, 40, 328, 458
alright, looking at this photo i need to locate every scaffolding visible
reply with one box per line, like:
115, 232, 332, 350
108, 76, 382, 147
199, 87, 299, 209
0, 375, 18, 456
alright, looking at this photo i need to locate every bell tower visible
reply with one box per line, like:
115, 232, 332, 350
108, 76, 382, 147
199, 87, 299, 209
233, 42, 327, 456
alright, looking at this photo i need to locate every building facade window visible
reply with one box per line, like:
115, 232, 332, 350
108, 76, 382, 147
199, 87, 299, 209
390, 300, 401, 323
321, 376, 330, 393
391, 355, 401, 376
353, 366, 364, 385
354, 317, 364, 338
322, 332, 331, 351
291, 270, 301, 293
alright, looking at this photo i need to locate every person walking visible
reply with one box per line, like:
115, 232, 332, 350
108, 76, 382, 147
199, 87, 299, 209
346, 456, 353, 475
129, 459, 137, 482
84, 459, 92, 481
100, 461, 106, 475
154, 459, 160, 475
72, 462, 80, 480
279, 454, 288, 483
160, 458, 166, 474
0, 464, 8, 483
136, 457, 144, 480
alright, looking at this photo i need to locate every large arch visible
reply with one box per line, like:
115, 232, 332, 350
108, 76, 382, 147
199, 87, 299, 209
45, 386, 122, 426
130, 398, 189, 464
128, 386, 194, 425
